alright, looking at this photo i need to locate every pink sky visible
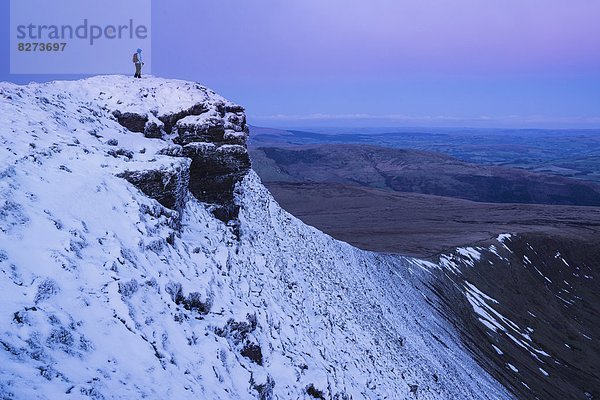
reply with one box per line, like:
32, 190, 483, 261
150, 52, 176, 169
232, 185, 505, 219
4, 0, 600, 127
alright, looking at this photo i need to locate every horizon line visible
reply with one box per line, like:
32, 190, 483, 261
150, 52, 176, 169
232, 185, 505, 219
248, 113, 600, 130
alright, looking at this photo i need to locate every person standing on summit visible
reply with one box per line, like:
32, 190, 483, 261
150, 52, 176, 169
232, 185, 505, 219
133, 48, 144, 78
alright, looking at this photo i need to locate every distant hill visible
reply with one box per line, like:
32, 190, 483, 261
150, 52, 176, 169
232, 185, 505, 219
251, 144, 600, 206
248, 125, 600, 183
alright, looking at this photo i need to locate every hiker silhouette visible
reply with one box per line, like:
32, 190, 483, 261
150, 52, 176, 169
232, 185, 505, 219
133, 48, 144, 78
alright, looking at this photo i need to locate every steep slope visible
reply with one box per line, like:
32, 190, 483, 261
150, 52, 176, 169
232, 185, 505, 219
424, 234, 600, 400
0, 77, 511, 399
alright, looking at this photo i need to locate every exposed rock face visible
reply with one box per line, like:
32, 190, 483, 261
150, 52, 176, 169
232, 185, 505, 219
158, 103, 207, 134
116, 159, 191, 220
183, 143, 251, 221
109, 81, 251, 222
143, 119, 164, 139
173, 104, 248, 146
112, 111, 147, 133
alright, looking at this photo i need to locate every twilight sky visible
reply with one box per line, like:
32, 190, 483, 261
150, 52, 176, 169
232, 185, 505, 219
2, 0, 600, 128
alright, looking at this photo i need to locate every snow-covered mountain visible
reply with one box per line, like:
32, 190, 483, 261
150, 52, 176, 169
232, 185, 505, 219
0, 75, 566, 399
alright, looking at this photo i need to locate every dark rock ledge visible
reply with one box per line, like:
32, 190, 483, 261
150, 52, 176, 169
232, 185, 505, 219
114, 100, 251, 223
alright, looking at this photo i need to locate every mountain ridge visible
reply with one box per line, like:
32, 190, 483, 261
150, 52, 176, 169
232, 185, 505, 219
0, 76, 511, 399
1, 76, 597, 400
251, 144, 600, 206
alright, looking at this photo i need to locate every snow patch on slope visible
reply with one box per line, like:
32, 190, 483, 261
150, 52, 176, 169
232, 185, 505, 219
463, 281, 552, 364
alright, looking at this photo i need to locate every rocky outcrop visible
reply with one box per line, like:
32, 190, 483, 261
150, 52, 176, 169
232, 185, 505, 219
112, 111, 147, 133
157, 103, 208, 134
116, 159, 190, 220
183, 143, 251, 221
173, 104, 248, 146
112, 111, 164, 139
111, 87, 251, 222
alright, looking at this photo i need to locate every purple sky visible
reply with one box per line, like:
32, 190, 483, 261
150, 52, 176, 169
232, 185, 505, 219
3, 0, 600, 128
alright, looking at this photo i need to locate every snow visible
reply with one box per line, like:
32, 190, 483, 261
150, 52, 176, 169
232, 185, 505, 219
497, 234, 513, 252
63, 75, 234, 117
497, 233, 512, 243
555, 294, 575, 306
465, 281, 499, 304
533, 266, 553, 284
438, 254, 462, 274
217, 144, 246, 154
463, 281, 552, 363
456, 247, 482, 263
408, 259, 439, 273
0, 76, 511, 399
